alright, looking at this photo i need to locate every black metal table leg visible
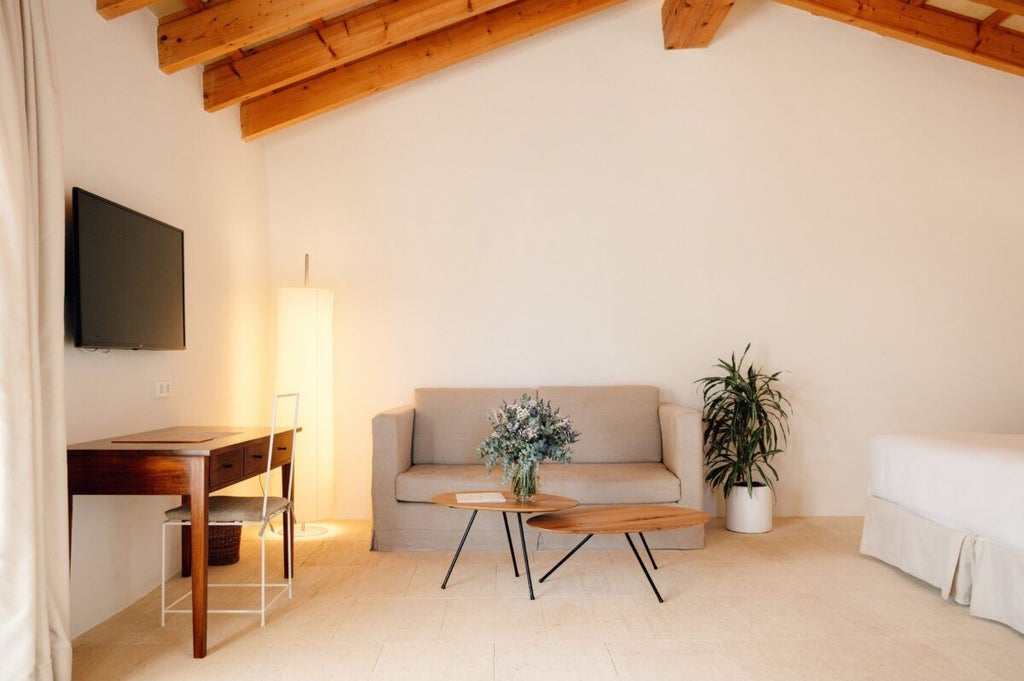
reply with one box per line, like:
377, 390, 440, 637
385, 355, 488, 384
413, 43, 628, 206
639, 532, 657, 570
516, 513, 535, 600
502, 512, 520, 578
441, 509, 478, 589
625, 533, 663, 603
539, 533, 594, 583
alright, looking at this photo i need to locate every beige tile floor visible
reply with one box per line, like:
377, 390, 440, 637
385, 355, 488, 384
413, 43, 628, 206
72, 517, 1023, 680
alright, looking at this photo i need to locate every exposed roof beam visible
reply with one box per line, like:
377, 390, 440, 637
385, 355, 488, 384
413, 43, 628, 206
203, 0, 520, 112
662, 0, 736, 49
157, 0, 371, 74
96, 0, 160, 19
982, 9, 1011, 26
773, 0, 1024, 79
971, 0, 1024, 14
240, 0, 630, 141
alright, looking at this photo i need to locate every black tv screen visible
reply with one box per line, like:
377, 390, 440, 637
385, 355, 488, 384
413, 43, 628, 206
70, 188, 185, 350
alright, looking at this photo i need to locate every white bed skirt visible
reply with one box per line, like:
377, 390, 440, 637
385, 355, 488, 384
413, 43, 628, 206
861, 495, 1023, 633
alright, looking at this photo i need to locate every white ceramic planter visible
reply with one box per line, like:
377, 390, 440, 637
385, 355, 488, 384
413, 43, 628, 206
725, 485, 773, 533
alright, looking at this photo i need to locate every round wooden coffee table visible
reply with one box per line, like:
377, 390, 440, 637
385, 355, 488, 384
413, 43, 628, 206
527, 504, 711, 602
432, 491, 578, 600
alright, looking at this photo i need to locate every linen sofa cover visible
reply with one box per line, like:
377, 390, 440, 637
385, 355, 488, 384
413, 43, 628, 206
372, 385, 705, 551
412, 388, 534, 465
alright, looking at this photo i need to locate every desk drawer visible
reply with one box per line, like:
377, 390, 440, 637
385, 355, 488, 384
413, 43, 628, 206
210, 447, 244, 488
243, 432, 292, 477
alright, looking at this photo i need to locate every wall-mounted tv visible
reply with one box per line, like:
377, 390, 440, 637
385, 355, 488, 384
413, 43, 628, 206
69, 187, 186, 350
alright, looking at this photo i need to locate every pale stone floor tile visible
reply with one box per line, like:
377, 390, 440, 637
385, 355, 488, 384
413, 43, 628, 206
370, 643, 494, 680
540, 596, 653, 642
331, 597, 448, 644
71, 643, 157, 679
920, 634, 1024, 679
294, 538, 380, 568
128, 641, 268, 680
639, 593, 757, 640
723, 637, 1007, 681
494, 642, 619, 681
440, 598, 549, 644
817, 587, 983, 640
718, 592, 893, 639
324, 562, 418, 598
375, 550, 451, 569
607, 640, 748, 681
72, 518, 1024, 681
495, 557, 551, 599
289, 564, 359, 599
407, 561, 498, 597
254, 643, 382, 681
533, 558, 656, 599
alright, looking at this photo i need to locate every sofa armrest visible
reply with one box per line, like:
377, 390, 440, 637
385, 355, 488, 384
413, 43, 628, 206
659, 402, 704, 510
371, 405, 415, 532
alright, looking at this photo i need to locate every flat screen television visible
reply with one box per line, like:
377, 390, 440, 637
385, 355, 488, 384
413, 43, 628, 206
69, 187, 186, 350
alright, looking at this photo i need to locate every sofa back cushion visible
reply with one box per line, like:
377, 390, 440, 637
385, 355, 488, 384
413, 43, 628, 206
537, 385, 662, 464
413, 388, 536, 464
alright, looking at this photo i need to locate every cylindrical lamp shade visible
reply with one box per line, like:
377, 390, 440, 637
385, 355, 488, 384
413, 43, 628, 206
276, 287, 335, 521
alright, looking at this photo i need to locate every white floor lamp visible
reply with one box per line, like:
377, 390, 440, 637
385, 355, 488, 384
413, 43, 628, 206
276, 256, 335, 536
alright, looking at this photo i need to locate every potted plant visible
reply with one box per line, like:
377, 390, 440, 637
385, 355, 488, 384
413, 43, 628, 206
477, 394, 580, 502
696, 344, 791, 533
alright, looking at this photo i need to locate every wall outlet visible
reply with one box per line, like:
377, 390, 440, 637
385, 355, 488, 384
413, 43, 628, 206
153, 380, 172, 399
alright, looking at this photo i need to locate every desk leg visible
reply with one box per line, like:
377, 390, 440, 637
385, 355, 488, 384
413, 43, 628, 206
282, 462, 293, 579
188, 460, 209, 658
180, 496, 191, 578
68, 494, 73, 565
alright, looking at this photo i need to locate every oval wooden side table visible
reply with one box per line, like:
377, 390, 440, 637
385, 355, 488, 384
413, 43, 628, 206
527, 504, 711, 602
431, 491, 578, 600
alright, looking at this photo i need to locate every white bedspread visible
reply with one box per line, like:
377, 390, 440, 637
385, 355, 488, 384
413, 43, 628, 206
869, 432, 1024, 551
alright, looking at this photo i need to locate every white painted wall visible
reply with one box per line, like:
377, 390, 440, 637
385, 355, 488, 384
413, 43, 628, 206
51, 1, 271, 636
263, 0, 1024, 521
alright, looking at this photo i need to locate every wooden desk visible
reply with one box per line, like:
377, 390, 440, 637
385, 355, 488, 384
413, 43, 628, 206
67, 426, 295, 658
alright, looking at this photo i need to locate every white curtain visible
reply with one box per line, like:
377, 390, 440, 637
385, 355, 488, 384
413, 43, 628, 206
0, 0, 71, 679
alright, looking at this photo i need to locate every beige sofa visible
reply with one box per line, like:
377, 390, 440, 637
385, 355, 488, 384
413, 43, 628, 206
371, 385, 705, 551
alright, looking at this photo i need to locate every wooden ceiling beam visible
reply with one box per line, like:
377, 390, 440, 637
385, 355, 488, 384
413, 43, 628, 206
96, 0, 161, 19
240, 0, 630, 141
970, 0, 1024, 14
773, 0, 1024, 79
203, 0, 520, 112
662, 0, 736, 49
157, 0, 370, 74
982, 9, 1011, 27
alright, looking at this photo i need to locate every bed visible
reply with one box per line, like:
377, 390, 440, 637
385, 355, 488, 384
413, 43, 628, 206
860, 432, 1024, 634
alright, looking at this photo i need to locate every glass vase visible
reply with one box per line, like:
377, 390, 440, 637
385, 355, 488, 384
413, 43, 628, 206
511, 462, 539, 503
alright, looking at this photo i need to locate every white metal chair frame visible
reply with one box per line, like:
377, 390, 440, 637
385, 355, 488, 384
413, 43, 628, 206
160, 392, 300, 627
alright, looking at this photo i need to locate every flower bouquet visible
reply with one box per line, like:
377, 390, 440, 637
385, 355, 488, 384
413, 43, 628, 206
477, 394, 580, 502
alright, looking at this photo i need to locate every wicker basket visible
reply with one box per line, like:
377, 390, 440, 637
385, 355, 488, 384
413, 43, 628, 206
208, 525, 242, 566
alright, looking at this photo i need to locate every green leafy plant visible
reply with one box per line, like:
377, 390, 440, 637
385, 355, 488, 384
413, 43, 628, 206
696, 344, 791, 499
477, 394, 579, 485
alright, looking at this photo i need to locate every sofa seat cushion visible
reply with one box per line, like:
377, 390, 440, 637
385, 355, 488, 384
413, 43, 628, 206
396, 463, 681, 505
539, 462, 681, 504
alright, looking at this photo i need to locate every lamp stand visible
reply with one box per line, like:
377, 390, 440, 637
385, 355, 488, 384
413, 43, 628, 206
293, 521, 328, 537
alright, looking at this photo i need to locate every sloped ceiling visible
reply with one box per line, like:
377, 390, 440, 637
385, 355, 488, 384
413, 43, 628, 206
96, 0, 1024, 140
